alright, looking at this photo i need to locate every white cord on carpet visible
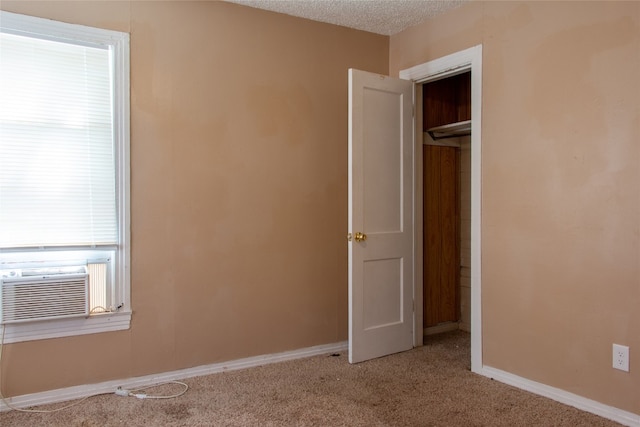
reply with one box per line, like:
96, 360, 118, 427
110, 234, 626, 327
0, 324, 188, 413
115, 381, 189, 400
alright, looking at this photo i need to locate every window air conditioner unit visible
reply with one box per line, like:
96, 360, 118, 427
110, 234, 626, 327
0, 266, 90, 324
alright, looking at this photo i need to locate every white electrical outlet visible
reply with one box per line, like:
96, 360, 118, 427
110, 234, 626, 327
612, 344, 629, 372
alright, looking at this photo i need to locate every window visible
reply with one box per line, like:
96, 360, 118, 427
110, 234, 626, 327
0, 12, 130, 343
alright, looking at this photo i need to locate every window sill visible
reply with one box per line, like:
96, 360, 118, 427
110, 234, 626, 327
1, 311, 131, 344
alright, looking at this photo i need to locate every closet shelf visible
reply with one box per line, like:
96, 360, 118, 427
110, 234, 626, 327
426, 120, 471, 140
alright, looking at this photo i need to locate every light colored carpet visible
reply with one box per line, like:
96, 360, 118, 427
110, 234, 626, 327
0, 331, 623, 426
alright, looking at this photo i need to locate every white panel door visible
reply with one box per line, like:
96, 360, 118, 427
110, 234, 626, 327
348, 69, 414, 364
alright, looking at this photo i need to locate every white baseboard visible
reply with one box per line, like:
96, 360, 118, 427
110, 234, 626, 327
480, 366, 640, 427
0, 340, 348, 412
4, 343, 638, 427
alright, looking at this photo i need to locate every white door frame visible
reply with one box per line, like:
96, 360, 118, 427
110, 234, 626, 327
399, 45, 483, 373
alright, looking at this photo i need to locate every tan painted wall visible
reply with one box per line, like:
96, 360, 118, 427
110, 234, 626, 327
392, 1, 640, 414
0, 1, 388, 396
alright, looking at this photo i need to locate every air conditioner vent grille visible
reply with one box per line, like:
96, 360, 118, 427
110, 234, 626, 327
1, 273, 89, 324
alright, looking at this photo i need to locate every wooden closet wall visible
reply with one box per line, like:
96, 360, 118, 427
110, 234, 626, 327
423, 72, 470, 330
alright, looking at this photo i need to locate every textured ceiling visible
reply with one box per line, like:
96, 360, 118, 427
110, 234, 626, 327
224, 0, 465, 36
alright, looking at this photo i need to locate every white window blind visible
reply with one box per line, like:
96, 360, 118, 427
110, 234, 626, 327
0, 32, 117, 248
0, 11, 130, 344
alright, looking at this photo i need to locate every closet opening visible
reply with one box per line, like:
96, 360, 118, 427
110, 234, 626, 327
421, 71, 472, 338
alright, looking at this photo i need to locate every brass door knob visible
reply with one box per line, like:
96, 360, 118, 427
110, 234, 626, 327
354, 232, 367, 242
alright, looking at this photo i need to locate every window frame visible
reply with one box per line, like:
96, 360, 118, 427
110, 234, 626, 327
0, 11, 131, 344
